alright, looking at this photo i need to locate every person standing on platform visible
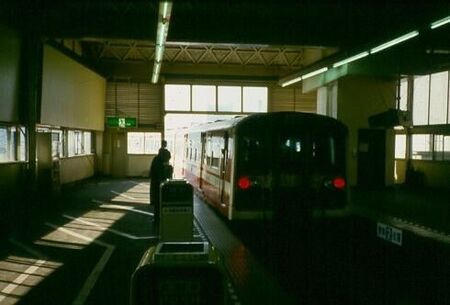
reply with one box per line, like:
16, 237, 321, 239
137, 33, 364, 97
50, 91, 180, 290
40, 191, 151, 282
149, 142, 173, 230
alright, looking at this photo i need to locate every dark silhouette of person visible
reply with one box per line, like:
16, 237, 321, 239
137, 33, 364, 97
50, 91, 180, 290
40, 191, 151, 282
159, 139, 170, 155
149, 145, 173, 230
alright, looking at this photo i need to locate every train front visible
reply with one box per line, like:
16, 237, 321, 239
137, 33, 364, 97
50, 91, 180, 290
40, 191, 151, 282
232, 112, 348, 221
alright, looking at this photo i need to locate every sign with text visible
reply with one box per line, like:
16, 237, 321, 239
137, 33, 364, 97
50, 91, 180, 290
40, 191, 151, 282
106, 117, 137, 128
377, 222, 403, 246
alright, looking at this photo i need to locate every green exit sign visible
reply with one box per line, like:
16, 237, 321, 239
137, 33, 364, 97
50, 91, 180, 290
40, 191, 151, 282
107, 117, 137, 128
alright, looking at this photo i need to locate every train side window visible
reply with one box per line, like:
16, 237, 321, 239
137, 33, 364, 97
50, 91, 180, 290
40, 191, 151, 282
211, 135, 223, 169
206, 136, 212, 166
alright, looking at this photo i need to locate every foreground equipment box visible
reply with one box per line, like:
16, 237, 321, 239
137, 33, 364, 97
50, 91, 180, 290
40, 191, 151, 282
130, 242, 225, 305
159, 179, 194, 241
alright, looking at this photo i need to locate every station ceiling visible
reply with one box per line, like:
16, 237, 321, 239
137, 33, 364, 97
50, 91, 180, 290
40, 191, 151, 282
2, 0, 450, 82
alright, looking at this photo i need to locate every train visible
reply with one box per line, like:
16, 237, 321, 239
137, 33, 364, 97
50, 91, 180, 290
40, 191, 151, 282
181, 112, 348, 221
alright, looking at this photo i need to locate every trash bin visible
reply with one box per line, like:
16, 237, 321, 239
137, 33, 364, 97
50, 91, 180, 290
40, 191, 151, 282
159, 179, 194, 242
130, 242, 225, 305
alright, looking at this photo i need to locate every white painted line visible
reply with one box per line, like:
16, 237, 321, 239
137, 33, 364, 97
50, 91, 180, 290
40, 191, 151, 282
45, 222, 115, 305
111, 190, 136, 200
103, 204, 153, 216
62, 214, 157, 240
0, 239, 48, 303
91, 200, 153, 216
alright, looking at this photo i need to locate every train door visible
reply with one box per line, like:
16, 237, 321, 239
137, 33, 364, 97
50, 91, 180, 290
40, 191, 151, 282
219, 132, 228, 204
111, 130, 127, 178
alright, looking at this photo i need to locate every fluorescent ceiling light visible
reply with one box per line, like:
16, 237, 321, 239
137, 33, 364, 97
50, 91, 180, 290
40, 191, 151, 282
301, 67, 328, 80
332, 51, 369, 68
430, 16, 450, 29
281, 76, 302, 87
155, 45, 164, 62
151, 62, 161, 84
280, 67, 328, 87
370, 30, 419, 54
152, 1, 173, 84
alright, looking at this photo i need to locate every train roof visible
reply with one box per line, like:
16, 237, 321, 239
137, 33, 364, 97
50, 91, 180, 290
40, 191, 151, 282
186, 115, 246, 133
186, 112, 347, 134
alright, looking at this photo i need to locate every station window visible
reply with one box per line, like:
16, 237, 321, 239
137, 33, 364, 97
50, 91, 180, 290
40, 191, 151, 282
84, 131, 92, 154
412, 75, 430, 126
127, 132, 161, 154
433, 135, 450, 161
165, 84, 190, 111
0, 125, 27, 163
52, 131, 62, 158
66, 130, 93, 157
218, 86, 241, 112
411, 134, 432, 160
164, 84, 268, 114
243, 87, 268, 113
192, 85, 216, 112
429, 71, 448, 125
394, 134, 406, 159
398, 78, 408, 111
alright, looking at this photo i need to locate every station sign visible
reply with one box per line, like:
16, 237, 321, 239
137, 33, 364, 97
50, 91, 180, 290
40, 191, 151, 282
106, 117, 137, 128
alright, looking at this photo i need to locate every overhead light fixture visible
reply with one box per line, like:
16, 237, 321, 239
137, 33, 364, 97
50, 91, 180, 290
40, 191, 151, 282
301, 67, 328, 80
151, 62, 161, 84
279, 27, 423, 87
280, 67, 328, 87
370, 30, 419, 54
281, 76, 303, 87
430, 15, 450, 29
332, 51, 369, 68
151, 1, 173, 84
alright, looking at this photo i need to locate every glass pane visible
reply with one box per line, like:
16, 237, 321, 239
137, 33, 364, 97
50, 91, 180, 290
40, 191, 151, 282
218, 86, 241, 112
19, 127, 26, 161
84, 132, 92, 154
395, 134, 406, 159
411, 134, 432, 160
243, 87, 268, 113
434, 134, 444, 160
144, 132, 161, 154
0, 127, 7, 162
52, 132, 61, 158
399, 78, 408, 111
192, 85, 216, 112
165, 84, 190, 111
444, 136, 450, 161
412, 75, 429, 125
9, 127, 15, 160
128, 132, 144, 154
68, 131, 75, 157
429, 71, 448, 125
75, 131, 82, 155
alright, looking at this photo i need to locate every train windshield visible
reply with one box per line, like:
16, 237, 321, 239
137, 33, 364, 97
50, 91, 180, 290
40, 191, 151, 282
238, 128, 343, 174
279, 132, 339, 173
238, 135, 270, 174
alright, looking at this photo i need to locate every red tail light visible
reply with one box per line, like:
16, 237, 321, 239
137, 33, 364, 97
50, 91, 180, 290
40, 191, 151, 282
238, 176, 251, 190
332, 177, 346, 189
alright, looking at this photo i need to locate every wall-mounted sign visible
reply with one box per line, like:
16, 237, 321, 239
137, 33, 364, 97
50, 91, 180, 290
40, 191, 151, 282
106, 117, 137, 128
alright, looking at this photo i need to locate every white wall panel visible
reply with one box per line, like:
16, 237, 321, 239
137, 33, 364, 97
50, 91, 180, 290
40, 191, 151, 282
41, 45, 106, 130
